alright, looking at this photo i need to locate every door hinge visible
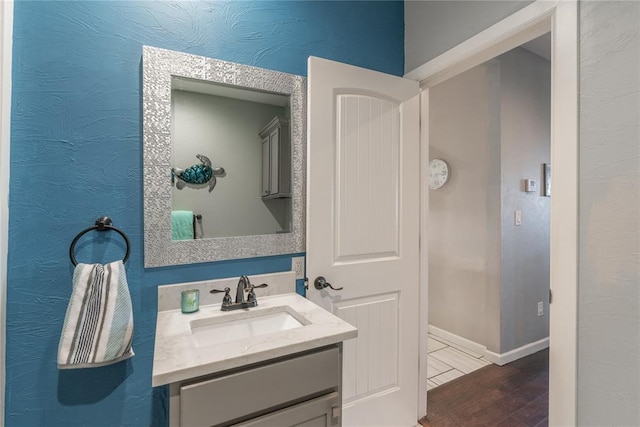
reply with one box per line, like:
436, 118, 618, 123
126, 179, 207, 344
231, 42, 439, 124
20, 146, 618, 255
549, 289, 553, 304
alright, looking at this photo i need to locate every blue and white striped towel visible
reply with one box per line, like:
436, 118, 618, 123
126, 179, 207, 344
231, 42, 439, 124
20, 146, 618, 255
58, 260, 134, 369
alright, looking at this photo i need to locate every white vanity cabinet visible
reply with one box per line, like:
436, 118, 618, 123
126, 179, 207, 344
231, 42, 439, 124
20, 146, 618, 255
259, 116, 291, 199
170, 345, 343, 427
154, 285, 357, 427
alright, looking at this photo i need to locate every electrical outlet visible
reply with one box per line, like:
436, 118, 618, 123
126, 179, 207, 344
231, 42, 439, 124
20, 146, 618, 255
537, 301, 544, 317
292, 256, 305, 280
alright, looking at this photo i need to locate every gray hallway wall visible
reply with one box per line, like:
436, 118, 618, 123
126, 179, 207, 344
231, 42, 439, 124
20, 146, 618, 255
428, 63, 496, 348
498, 48, 550, 354
404, 0, 532, 72
428, 48, 550, 355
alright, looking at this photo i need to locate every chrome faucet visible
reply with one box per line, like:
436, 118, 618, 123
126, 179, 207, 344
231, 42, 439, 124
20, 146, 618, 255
210, 276, 268, 311
235, 275, 250, 303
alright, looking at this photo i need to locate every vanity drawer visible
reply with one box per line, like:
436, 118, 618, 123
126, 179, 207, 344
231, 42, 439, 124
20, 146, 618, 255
233, 392, 341, 427
180, 346, 341, 427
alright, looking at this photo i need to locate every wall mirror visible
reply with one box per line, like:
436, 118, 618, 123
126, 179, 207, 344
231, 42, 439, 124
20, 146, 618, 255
142, 46, 306, 267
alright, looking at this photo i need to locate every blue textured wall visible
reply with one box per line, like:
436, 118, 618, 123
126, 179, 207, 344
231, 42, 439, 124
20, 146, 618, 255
7, 1, 404, 426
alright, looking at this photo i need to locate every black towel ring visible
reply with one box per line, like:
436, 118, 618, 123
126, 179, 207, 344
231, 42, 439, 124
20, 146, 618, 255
69, 216, 131, 266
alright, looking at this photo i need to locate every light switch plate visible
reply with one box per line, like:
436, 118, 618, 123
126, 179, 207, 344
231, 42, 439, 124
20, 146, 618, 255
525, 179, 537, 192
515, 210, 522, 226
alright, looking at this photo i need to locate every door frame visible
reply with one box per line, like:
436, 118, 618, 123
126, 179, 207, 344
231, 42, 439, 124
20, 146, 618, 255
405, 1, 578, 424
0, 1, 12, 426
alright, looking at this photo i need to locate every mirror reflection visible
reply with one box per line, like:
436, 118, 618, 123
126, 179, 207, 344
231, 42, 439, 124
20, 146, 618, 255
142, 46, 306, 268
170, 77, 292, 240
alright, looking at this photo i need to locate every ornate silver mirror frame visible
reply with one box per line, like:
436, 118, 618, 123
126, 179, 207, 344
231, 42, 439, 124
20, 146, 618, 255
142, 46, 306, 267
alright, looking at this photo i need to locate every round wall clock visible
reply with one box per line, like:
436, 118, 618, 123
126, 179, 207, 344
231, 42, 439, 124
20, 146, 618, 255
429, 159, 450, 190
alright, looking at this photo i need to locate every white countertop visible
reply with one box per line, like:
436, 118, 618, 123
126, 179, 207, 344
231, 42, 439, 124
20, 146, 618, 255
152, 293, 357, 386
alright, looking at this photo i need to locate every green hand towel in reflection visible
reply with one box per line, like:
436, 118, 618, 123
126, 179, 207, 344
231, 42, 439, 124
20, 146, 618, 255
171, 210, 194, 240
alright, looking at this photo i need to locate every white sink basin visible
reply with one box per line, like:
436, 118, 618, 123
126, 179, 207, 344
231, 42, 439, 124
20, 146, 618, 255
153, 292, 359, 386
190, 307, 305, 347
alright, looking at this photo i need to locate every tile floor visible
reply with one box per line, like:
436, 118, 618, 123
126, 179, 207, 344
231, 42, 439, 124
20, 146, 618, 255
427, 333, 492, 390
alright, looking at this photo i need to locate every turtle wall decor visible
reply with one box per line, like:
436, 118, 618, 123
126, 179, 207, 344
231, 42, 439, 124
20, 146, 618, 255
171, 154, 225, 192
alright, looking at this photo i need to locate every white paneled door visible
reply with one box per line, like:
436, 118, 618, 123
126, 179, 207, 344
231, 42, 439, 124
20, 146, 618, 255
307, 57, 420, 426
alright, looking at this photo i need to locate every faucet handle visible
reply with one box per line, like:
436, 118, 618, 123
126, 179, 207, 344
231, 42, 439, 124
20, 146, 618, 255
247, 283, 268, 303
210, 287, 232, 305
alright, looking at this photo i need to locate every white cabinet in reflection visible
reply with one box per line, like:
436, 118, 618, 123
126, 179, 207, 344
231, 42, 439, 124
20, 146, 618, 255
260, 116, 291, 199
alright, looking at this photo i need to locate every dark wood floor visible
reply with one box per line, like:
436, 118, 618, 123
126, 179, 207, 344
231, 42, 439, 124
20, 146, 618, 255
419, 349, 549, 427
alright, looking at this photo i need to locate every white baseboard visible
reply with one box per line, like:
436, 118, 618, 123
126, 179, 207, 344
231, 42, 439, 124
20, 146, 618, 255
428, 324, 486, 356
484, 337, 549, 366
428, 324, 549, 366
